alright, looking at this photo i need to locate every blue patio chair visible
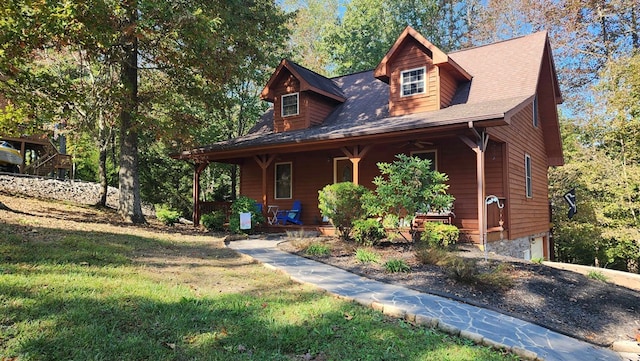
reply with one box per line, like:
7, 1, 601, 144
275, 200, 303, 225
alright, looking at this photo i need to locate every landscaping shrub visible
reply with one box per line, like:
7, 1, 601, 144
363, 154, 455, 230
155, 205, 181, 226
382, 214, 399, 229
444, 256, 514, 290
318, 182, 370, 241
415, 246, 453, 266
229, 196, 265, 234
305, 243, 331, 257
476, 263, 515, 290
420, 222, 460, 249
355, 248, 381, 263
200, 210, 226, 231
384, 259, 410, 273
352, 218, 386, 246
446, 257, 478, 283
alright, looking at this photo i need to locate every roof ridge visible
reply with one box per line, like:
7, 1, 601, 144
449, 30, 548, 55
285, 59, 334, 82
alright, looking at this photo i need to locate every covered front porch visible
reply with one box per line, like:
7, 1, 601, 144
186, 129, 510, 247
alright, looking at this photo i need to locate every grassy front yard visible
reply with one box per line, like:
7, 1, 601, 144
0, 194, 517, 360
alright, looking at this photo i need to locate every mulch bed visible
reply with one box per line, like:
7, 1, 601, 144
278, 237, 640, 347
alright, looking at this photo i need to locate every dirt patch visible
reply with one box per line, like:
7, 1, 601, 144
279, 237, 640, 347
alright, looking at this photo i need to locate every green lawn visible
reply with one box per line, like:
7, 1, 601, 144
0, 198, 518, 360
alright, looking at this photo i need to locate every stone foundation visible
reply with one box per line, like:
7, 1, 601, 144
486, 232, 549, 260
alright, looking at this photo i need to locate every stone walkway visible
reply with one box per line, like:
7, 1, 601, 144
227, 238, 627, 361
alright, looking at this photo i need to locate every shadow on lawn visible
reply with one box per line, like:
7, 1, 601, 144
0, 225, 513, 360
0, 281, 502, 360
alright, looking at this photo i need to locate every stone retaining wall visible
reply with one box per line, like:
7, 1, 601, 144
0, 174, 119, 208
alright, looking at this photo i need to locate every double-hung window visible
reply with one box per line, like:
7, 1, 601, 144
281, 93, 299, 117
525, 154, 532, 198
401, 67, 426, 97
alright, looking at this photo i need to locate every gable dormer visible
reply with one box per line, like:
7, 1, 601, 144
261, 59, 346, 133
374, 27, 472, 117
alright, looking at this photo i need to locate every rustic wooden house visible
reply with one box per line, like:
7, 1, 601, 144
175, 27, 563, 260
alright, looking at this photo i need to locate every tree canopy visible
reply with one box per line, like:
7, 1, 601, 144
0, 0, 292, 222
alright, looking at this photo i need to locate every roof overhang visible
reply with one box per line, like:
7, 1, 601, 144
172, 97, 528, 163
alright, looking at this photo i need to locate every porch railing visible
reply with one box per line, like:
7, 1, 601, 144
199, 201, 232, 219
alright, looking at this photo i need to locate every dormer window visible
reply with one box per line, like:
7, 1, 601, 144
401, 67, 426, 97
282, 93, 299, 117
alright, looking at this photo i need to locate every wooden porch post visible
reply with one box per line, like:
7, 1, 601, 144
460, 130, 488, 249
254, 154, 276, 209
19, 141, 26, 174
341, 145, 371, 185
193, 162, 208, 227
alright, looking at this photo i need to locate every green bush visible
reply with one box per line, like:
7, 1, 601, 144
384, 259, 410, 273
155, 205, 181, 226
382, 214, 399, 229
305, 243, 331, 257
201, 210, 226, 231
318, 182, 370, 241
352, 219, 386, 246
229, 196, 265, 234
420, 222, 460, 249
355, 248, 381, 263
363, 154, 455, 229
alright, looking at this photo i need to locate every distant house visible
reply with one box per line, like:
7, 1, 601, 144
175, 27, 563, 260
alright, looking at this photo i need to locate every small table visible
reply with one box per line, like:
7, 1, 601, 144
267, 205, 279, 225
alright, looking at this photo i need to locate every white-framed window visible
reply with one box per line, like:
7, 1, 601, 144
275, 162, 292, 199
333, 157, 353, 184
281, 93, 299, 117
532, 96, 539, 128
525, 154, 532, 198
401, 67, 426, 97
411, 150, 437, 171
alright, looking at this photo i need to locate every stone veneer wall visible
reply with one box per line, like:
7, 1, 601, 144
486, 232, 549, 260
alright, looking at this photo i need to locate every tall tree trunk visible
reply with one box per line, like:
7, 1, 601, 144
118, 0, 145, 223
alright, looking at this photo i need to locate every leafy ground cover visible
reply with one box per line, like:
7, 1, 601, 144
0, 193, 517, 361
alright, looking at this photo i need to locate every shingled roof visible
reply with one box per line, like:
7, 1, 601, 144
260, 59, 346, 103
177, 31, 561, 162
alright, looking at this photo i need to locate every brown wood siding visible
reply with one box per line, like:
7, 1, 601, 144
239, 160, 263, 201
488, 103, 550, 240
388, 40, 438, 116
438, 139, 479, 230
273, 75, 303, 133
307, 92, 336, 127
439, 70, 458, 108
